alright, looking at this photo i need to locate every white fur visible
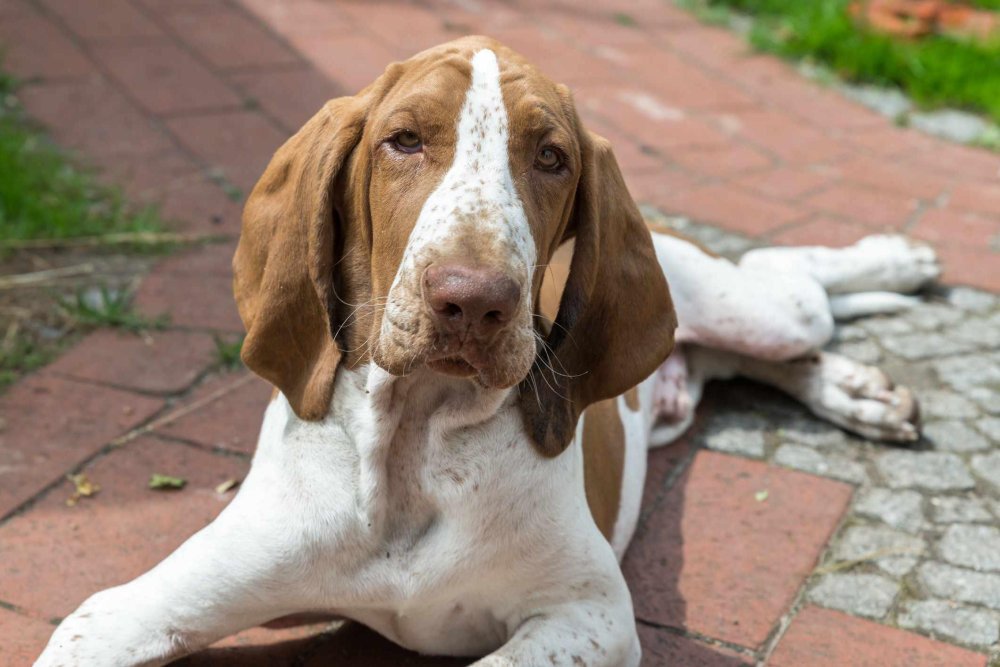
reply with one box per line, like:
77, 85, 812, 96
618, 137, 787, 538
382, 49, 536, 341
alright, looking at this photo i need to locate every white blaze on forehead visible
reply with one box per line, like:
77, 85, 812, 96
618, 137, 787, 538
391, 49, 535, 290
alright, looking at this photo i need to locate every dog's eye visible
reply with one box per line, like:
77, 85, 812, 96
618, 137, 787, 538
535, 146, 562, 171
393, 130, 422, 153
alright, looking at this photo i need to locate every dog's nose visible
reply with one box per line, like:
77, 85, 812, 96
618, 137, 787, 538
424, 264, 520, 338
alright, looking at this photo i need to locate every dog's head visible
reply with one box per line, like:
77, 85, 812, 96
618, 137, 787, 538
234, 36, 676, 456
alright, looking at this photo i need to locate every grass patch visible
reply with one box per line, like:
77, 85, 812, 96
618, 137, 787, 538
58, 286, 168, 333
213, 334, 244, 371
697, 0, 1000, 123
0, 75, 160, 243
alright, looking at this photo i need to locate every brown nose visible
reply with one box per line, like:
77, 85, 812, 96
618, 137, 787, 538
424, 264, 520, 338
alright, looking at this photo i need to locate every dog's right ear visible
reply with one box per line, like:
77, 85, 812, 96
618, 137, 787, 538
229, 54, 415, 423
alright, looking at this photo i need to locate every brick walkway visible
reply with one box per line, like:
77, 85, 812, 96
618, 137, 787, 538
1, 1, 998, 665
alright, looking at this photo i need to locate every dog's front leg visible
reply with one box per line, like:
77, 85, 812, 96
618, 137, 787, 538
475, 598, 640, 667
35, 477, 305, 666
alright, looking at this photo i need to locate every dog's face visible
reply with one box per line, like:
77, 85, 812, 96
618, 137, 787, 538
366, 48, 577, 389
234, 36, 676, 455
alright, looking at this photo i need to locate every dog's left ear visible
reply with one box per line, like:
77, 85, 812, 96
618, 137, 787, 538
520, 131, 677, 457
232, 97, 367, 421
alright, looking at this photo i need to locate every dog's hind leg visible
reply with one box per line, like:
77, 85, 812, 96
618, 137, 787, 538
739, 235, 940, 296
693, 347, 920, 443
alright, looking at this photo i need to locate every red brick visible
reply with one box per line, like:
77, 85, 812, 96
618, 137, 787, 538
625, 46, 756, 111
489, 24, 622, 88
574, 86, 731, 151
134, 268, 244, 332
0, 0, 34, 20
0, 15, 95, 80
734, 166, 834, 201
638, 624, 752, 666
154, 241, 239, 278
160, 178, 246, 235
230, 66, 343, 133
846, 124, 942, 159
770, 606, 988, 667
336, 1, 453, 58
950, 180, 1000, 219
538, 8, 665, 49
663, 24, 753, 66
295, 33, 398, 94
933, 245, 1000, 292
92, 39, 242, 115
0, 607, 54, 667
579, 114, 666, 174
659, 185, 805, 236
622, 451, 853, 647
38, 0, 161, 41
96, 147, 202, 205
158, 372, 271, 454
912, 143, 1000, 182
725, 110, 847, 165
832, 156, 951, 200
911, 208, 1000, 249
237, 0, 354, 38
805, 184, 918, 229
166, 110, 286, 192
19, 80, 173, 162
165, 6, 299, 70
624, 168, 703, 211
47, 329, 217, 394
669, 143, 773, 180
0, 375, 162, 518
0, 436, 247, 620
769, 216, 874, 248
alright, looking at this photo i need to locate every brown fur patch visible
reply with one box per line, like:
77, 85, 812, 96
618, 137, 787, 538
581, 399, 626, 541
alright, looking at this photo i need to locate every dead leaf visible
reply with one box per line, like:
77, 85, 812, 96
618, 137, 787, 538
215, 478, 239, 494
149, 473, 186, 490
66, 473, 100, 506
754, 489, 769, 503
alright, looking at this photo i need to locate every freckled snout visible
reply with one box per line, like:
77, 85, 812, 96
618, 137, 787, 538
424, 264, 520, 340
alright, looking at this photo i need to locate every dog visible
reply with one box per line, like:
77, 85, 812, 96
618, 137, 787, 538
36, 36, 936, 666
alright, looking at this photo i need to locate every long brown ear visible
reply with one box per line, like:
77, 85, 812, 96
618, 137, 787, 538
232, 95, 368, 421
520, 131, 677, 456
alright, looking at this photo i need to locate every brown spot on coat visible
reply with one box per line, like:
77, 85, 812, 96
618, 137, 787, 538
581, 398, 626, 542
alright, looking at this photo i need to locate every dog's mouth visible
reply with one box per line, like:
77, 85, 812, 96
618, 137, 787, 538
426, 355, 478, 378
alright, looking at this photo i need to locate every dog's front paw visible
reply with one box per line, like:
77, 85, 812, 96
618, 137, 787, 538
35, 588, 183, 667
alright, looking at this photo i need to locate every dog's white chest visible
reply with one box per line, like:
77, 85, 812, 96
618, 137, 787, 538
251, 367, 589, 655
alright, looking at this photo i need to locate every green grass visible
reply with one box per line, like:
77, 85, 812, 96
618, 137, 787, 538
59, 286, 169, 332
0, 75, 160, 242
213, 334, 244, 371
700, 0, 1000, 124
0, 336, 57, 390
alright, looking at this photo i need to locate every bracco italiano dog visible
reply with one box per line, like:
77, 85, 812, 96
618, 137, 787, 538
37, 36, 937, 667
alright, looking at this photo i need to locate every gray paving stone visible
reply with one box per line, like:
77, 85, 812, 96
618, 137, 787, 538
854, 487, 924, 533
831, 525, 925, 576
969, 387, 1000, 415
934, 354, 1000, 390
776, 418, 849, 448
954, 317, 1000, 349
697, 412, 767, 458
947, 287, 999, 313
861, 316, 913, 337
834, 323, 869, 343
972, 450, 1000, 491
877, 450, 975, 490
839, 83, 912, 117
807, 573, 898, 619
929, 496, 994, 523
923, 420, 991, 453
910, 108, 990, 144
975, 416, 1000, 442
902, 302, 966, 330
830, 340, 881, 364
939, 524, 1000, 572
918, 561, 1000, 611
917, 389, 981, 420
775, 444, 867, 484
898, 599, 999, 648
882, 332, 975, 360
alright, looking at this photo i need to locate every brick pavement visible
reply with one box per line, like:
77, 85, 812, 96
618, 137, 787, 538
0, 0, 998, 665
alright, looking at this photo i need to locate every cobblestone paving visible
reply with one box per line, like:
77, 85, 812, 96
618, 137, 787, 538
659, 211, 1000, 661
